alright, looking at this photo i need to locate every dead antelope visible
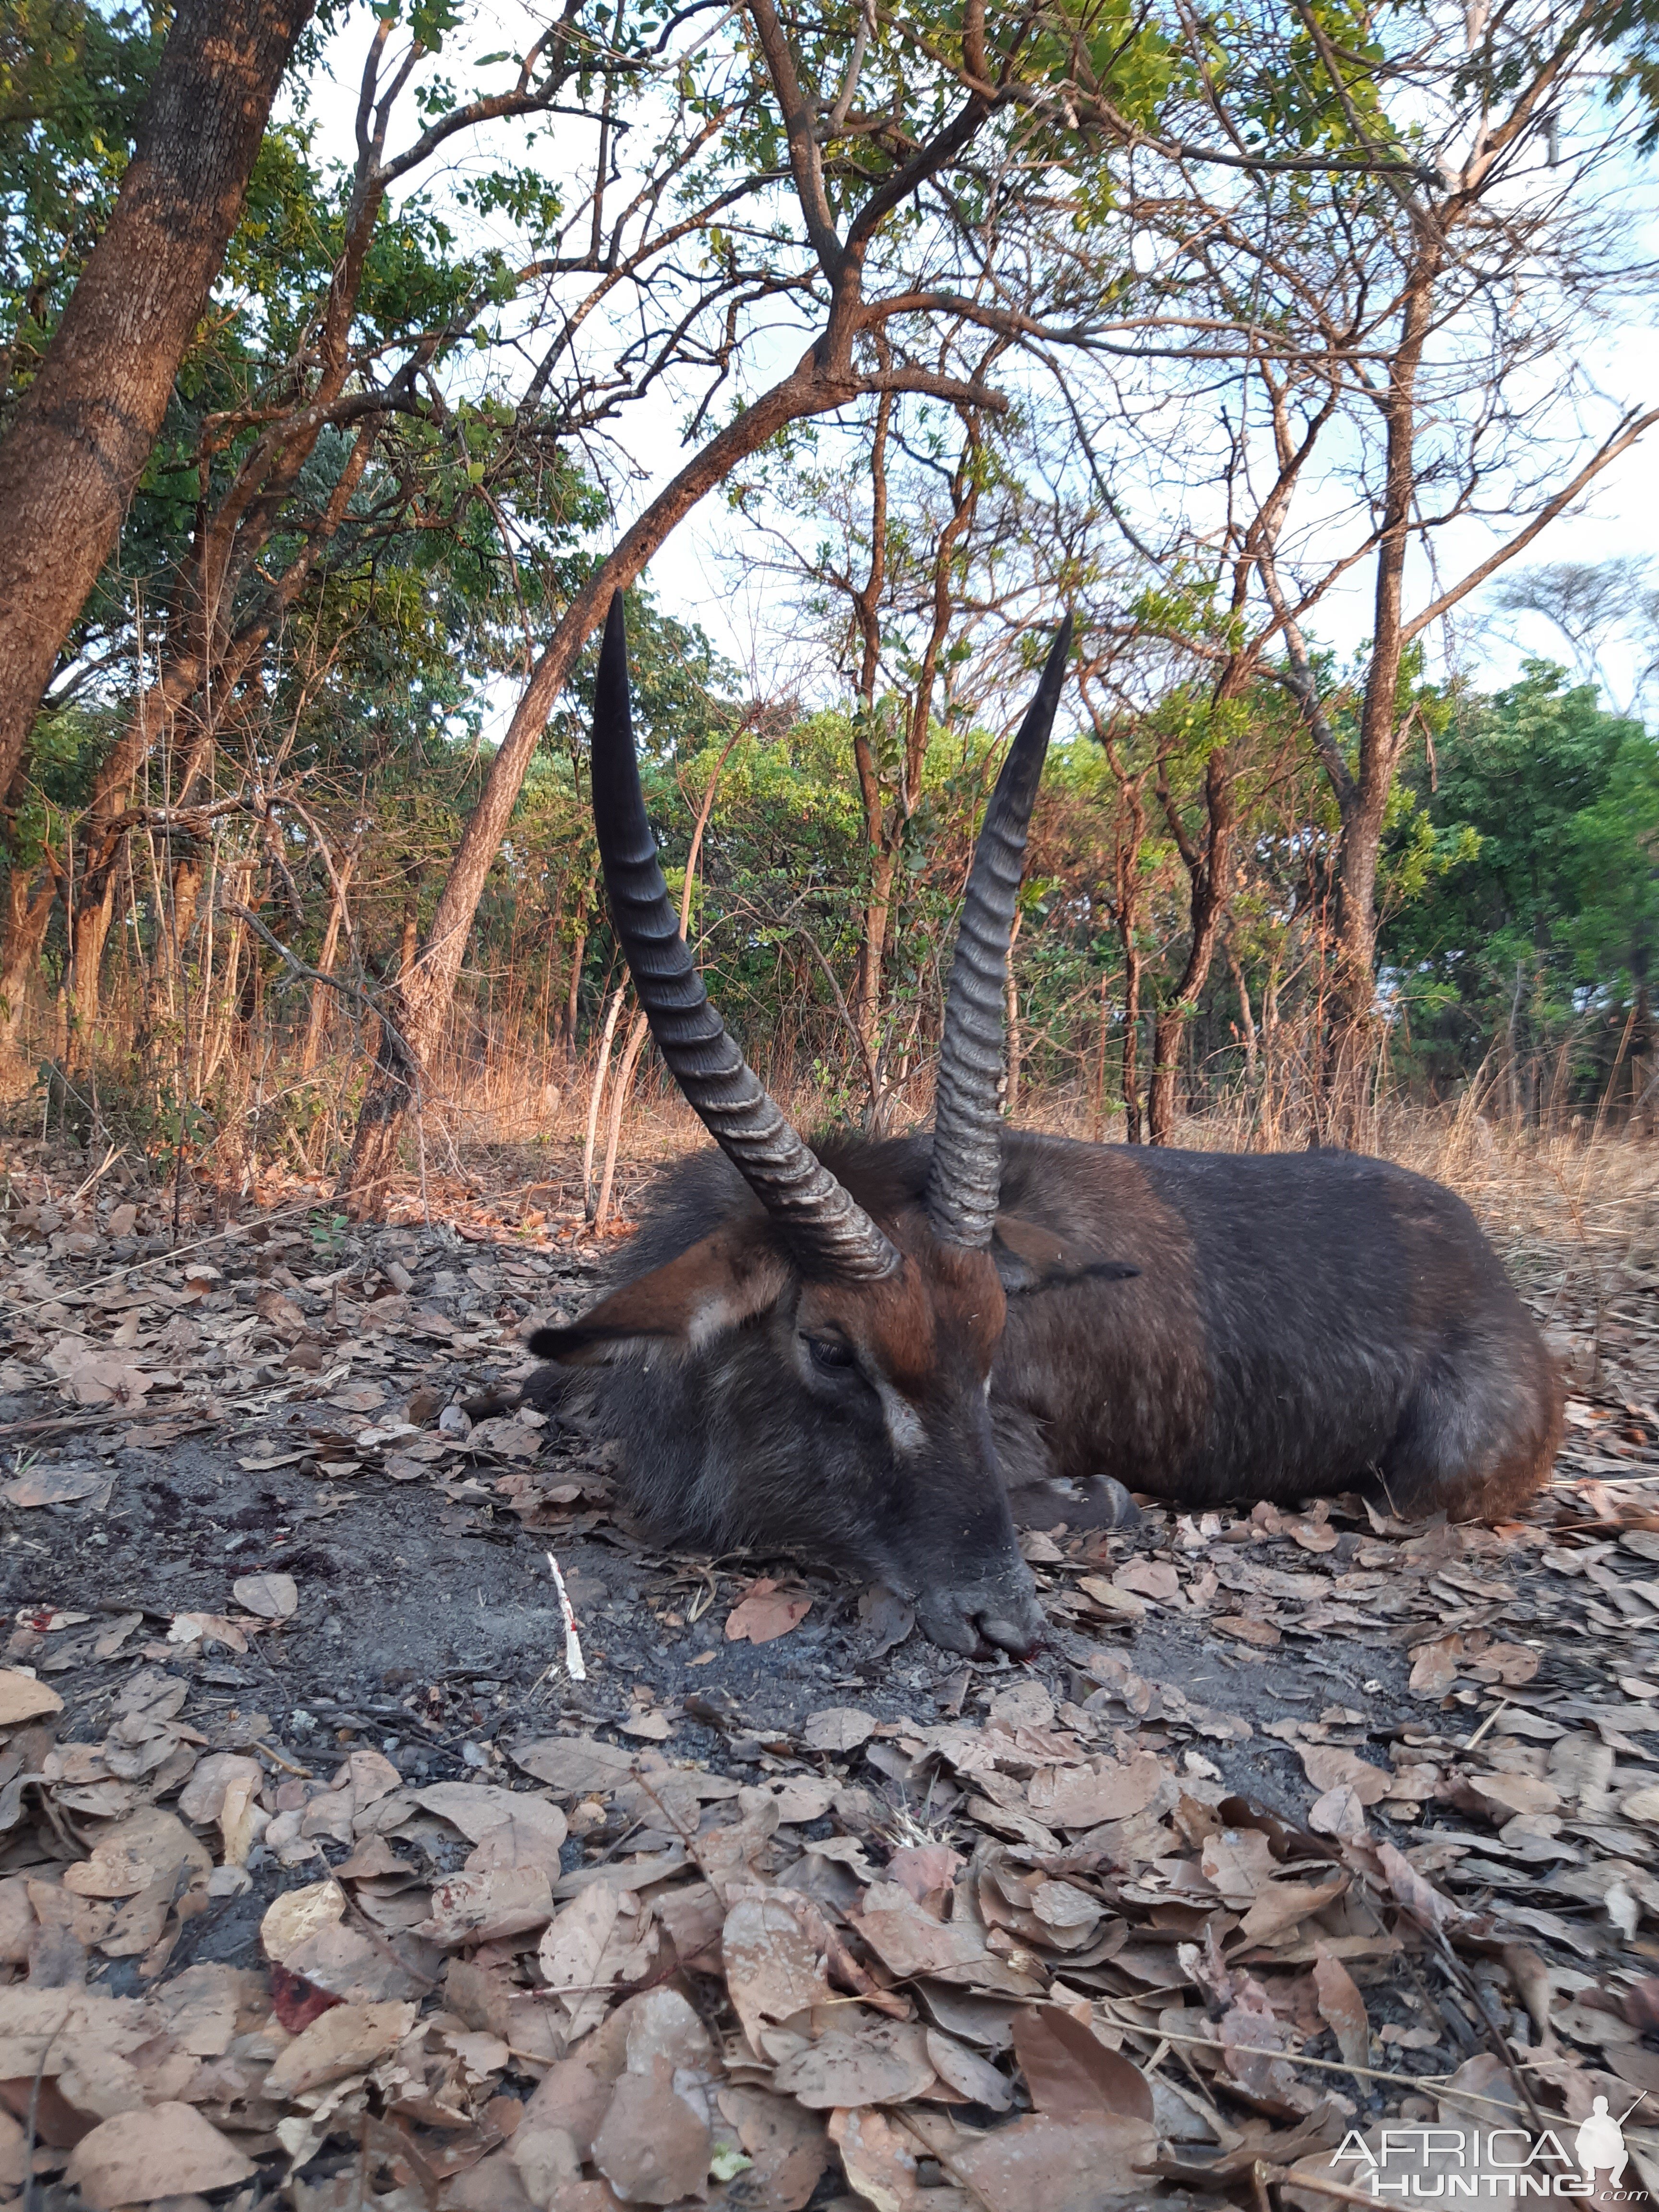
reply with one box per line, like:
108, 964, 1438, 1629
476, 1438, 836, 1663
527, 598, 1562, 1656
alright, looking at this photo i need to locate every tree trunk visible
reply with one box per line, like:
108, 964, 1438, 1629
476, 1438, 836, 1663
0, 866, 56, 1048
858, 845, 901, 1058
1146, 738, 1235, 1148
1094, 721, 1145, 1144
561, 929, 588, 1057
68, 884, 117, 1060
0, 0, 314, 798
593, 1011, 649, 1232
1147, 1011, 1185, 1145
1227, 938, 1259, 1084
301, 853, 358, 1074
850, 383, 892, 1047
170, 844, 206, 959
337, 349, 867, 1210
581, 986, 628, 1212
1331, 221, 1443, 1047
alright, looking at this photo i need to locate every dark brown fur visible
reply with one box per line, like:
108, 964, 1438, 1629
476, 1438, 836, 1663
528, 1130, 1562, 1652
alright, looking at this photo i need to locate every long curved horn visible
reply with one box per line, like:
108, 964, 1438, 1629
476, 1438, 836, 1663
589, 593, 901, 1283
926, 615, 1072, 1249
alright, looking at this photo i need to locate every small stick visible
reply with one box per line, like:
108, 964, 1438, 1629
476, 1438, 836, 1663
1141, 2025, 1531, 2102
69, 1143, 124, 1204
1258, 2161, 1404, 2209
1462, 1697, 1510, 1752
249, 1738, 315, 1779
546, 1550, 588, 1680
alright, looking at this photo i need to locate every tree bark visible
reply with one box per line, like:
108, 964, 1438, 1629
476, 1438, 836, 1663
1147, 737, 1234, 1146
69, 881, 117, 1058
1087, 707, 1147, 1144
1332, 221, 1442, 1035
300, 851, 359, 1073
335, 0, 1003, 1206
0, 0, 315, 797
337, 351, 876, 1210
560, 858, 599, 1058
850, 382, 892, 1046
0, 865, 57, 1048
1227, 937, 1258, 1083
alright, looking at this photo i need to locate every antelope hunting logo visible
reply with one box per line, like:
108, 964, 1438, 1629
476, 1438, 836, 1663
1330, 2095, 1652, 2200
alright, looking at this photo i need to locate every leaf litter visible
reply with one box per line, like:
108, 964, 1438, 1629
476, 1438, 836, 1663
1, 1159, 1658, 2206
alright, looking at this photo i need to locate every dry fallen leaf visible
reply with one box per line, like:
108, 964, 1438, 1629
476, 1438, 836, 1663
725, 1579, 813, 1644
1465, 1772, 1562, 1822
414, 1781, 568, 1874
885, 1843, 964, 1907
858, 1583, 915, 1657
0, 1668, 63, 1724
179, 1751, 265, 1826
264, 1998, 419, 2097
852, 1881, 1000, 1982
0, 1464, 111, 1508
717, 2083, 829, 2211
63, 2102, 255, 2209
830, 2104, 923, 2212
1298, 1746, 1390, 1805
538, 1883, 655, 2042
722, 1891, 833, 2048
948, 2111, 1160, 2210
1377, 1840, 1467, 1933
803, 1705, 877, 1753
926, 2025, 1013, 2108
1012, 2007, 1154, 2122
422, 1867, 555, 1946
66, 1356, 153, 1407
1114, 1560, 1184, 1605
1466, 1641, 1540, 1686
166, 1610, 249, 1652
262, 1877, 348, 1965
513, 1736, 638, 1797
1312, 1944, 1370, 2072
772, 2020, 937, 2107
1213, 1614, 1283, 1648
1408, 1633, 1465, 1696
1077, 1576, 1147, 1622
1027, 1754, 1166, 1828
592, 2057, 712, 2203
620, 1708, 674, 1740
232, 1570, 299, 1618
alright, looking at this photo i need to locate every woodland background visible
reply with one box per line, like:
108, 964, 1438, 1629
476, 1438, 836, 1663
4, 0, 1659, 1217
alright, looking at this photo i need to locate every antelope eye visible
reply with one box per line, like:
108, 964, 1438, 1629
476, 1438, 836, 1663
805, 1335, 855, 1372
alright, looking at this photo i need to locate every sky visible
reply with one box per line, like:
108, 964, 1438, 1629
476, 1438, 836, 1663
291, 4, 1659, 729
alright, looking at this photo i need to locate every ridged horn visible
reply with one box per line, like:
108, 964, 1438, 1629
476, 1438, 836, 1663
589, 593, 901, 1282
926, 615, 1072, 1249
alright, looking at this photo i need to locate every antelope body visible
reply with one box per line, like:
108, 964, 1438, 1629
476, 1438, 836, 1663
529, 601, 1562, 1656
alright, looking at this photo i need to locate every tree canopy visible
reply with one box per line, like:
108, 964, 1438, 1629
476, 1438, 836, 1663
0, 0, 1654, 1190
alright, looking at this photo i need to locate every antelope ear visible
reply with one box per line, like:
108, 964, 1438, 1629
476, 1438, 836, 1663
992, 1213, 1140, 1295
527, 1227, 790, 1364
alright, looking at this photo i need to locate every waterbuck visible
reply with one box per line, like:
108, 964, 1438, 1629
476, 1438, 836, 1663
527, 598, 1562, 1657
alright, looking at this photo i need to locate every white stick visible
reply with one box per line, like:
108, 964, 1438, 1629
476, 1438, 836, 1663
545, 1551, 588, 1681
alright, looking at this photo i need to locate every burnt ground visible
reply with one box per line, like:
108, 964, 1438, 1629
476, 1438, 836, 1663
8, 1206, 1430, 1841
3, 1147, 1659, 2209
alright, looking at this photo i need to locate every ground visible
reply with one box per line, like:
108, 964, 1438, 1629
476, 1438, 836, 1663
1, 1134, 1657, 2211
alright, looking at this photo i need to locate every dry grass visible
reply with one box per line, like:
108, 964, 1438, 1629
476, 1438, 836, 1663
12, 1024, 1658, 1342
405, 1053, 1659, 1416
